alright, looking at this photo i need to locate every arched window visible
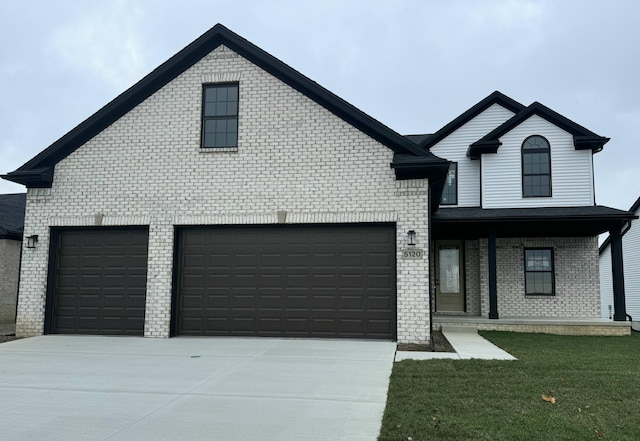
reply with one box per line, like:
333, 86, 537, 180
522, 135, 551, 197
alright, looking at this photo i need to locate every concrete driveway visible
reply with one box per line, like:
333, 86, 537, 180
0, 336, 396, 441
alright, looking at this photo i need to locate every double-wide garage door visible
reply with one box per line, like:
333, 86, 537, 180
175, 224, 396, 339
47, 228, 149, 335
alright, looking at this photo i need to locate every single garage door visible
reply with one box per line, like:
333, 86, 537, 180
175, 224, 396, 339
46, 227, 149, 335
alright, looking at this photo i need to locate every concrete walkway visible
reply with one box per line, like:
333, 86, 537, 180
395, 326, 517, 361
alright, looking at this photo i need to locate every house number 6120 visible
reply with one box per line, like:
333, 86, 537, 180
402, 248, 424, 259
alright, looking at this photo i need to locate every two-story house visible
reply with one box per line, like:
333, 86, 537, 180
420, 92, 636, 334
2, 24, 634, 343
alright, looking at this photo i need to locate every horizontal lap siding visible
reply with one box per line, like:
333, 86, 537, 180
482, 115, 594, 208
623, 215, 640, 320
430, 104, 516, 207
176, 224, 396, 339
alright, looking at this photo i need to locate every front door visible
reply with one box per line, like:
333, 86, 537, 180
435, 240, 465, 312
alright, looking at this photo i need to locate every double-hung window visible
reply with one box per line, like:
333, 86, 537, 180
524, 248, 555, 295
522, 135, 551, 197
202, 83, 238, 148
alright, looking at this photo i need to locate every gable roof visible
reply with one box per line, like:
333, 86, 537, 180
2, 24, 447, 191
418, 91, 526, 150
599, 195, 640, 254
0, 193, 26, 240
468, 101, 610, 159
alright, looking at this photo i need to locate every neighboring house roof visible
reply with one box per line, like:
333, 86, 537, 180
468, 101, 610, 159
418, 91, 526, 150
0, 193, 26, 240
433, 206, 637, 238
1, 23, 449, 204
599, 195, 640, 253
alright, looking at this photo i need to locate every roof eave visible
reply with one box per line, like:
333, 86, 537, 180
1, 167, 54, 187
574, 135, 610, 153
467, 140, 501, 159
390, 154, 450, 212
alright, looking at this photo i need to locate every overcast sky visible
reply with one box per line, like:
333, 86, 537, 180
1, 0, 638, 211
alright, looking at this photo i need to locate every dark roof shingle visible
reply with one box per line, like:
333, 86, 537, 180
0, 193, 26, 239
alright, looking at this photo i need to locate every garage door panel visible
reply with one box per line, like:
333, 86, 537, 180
176, 224, 396, 339
48, 228, 149, 335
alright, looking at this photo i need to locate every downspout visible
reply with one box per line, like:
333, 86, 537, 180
626, 314, 640, 333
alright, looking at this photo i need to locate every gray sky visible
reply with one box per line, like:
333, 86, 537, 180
1, 0, 638, 211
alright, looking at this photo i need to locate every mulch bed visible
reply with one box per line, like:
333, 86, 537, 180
397, 330, 455, 352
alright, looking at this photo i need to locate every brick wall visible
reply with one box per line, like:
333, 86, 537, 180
478, 236, 600, 318
464, 240, 481, 315
17, 45, 431, 343
0, 239, 21, 323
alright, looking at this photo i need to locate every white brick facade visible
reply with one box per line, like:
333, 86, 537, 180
16, 45, 431, 343
472, 237, 600, 319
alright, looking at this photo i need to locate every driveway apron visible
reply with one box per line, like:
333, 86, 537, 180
0, 336, 396, 441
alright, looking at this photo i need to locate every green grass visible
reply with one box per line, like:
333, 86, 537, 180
379, 331, 640, 441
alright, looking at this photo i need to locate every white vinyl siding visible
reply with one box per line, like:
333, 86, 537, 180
481, 115, 594, 208
624, 214, 640, 322
431, 104, 515, 207
600, 208, 640, 322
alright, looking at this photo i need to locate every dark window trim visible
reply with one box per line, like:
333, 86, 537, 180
440, 162, 458, 206
201, 82, 239, 149
524, 247, 555, 296
521, 135, 552, 198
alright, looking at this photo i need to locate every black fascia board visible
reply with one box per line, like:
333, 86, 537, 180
390, 153, 450, 212
391, 153, 450, 180
418, 91, 525, 150
2, 166, 54, 187
469, 101, 610, 159
466, 139, 501, 159
432, 206, 637, 223
3, 24, 430, 187
433, 207, 637, 239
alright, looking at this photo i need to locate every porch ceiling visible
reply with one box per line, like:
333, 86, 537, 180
432, 206, 637, 239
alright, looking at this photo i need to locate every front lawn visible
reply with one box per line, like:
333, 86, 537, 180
379, 331, 640, 441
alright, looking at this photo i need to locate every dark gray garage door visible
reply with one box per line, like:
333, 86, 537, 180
46, 227, 149, 335
175, 224, 396, 339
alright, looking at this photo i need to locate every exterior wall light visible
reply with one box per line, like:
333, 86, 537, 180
26, 235, 39, 249
407, 230, 416, 246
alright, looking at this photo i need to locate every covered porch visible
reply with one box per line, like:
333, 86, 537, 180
430, 206, 637, 335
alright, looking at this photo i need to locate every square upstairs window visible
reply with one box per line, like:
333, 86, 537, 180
440, 162, 457, 205
202, 83, 238, 148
